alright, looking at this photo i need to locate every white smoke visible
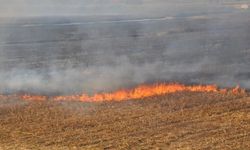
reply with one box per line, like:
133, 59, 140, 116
0, 0, 250, 94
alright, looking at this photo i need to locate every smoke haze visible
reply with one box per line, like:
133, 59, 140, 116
0, 0, 250, 94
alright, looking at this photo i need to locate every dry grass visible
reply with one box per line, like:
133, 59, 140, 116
0, 92, 250, 149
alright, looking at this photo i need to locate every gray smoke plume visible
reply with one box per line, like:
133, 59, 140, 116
0, 0, 250, 95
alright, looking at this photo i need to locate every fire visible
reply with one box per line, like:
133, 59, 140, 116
53, 83, 245, 102
20, 95, 47, 101
0, 83, 246, 102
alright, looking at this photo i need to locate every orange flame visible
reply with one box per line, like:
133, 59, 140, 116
53, 83, 245, 102
0, 83, 246, 102
20, 95, 47, 101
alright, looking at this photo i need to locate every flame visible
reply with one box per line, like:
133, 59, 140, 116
20, 95, 47, 101
53, 83, 245, 102
0, 83, 246, 102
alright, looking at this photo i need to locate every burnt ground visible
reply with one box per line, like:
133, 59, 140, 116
0, 91, 249, 149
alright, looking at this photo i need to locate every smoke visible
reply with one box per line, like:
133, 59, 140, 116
0, 0, 250, 95
0, 0, 235, 18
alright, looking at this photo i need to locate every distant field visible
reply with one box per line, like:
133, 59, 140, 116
0, 91, 249, 149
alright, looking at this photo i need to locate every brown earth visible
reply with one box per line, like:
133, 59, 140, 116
0, 92, 250, 149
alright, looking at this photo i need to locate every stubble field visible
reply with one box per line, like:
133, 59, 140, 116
0, 91, 249, 149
